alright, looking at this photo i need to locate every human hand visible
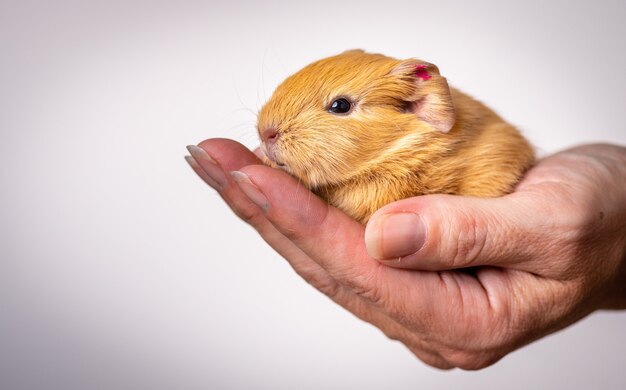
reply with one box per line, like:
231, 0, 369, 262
185, 140, 626, 369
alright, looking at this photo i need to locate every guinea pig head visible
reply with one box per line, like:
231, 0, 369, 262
257, 50, 456, 190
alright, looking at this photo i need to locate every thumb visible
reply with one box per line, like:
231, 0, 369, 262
364, 194, 537, 271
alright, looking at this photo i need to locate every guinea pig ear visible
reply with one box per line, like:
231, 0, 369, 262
342, 48, 365, 55
392, 59, 456, 133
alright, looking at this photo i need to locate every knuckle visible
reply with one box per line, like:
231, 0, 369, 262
445, 211, 488, 268
277, 195, 332, 243
375, 317, 412, 343
342, 264, 386, 305
408, 347, 454, 370
309, 274, 342, 299
234, 203, 265, 228
440, 349, 496, 370
535, 196, 599, 279
355, 286, 383, 305
225, 186, 268, 228
381, 328, 404, 342
350, 278, 382, 304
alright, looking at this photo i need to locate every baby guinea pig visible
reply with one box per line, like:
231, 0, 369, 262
257, 50, 534, 223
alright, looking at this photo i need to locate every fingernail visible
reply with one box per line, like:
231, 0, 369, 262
186, 145, 227, 189
185, 155, 220, 189
230, 171, 269, 211
364, 213, 426, 260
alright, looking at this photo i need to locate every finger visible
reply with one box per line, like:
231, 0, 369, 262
188, 141, 324, 269
188, 139, 496, 353
187, 140, 349, 299
229, 164, 388, 300
364, 194, 540, 272
188, 139, 273, 226
185, 139, 259, 192
190, 139, 377, 299
185, 155, 220, 189
198, 138, 262, 171
188, 140, 445, 341
227, 165, 462, 324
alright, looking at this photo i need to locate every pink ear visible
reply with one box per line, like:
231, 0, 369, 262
414, 65, 433, 81
393, 60, 456, 133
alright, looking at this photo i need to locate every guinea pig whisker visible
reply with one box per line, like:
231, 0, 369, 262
232, 82, 257, 118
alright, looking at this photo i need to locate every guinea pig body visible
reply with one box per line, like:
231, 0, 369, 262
257, 50, 534, 223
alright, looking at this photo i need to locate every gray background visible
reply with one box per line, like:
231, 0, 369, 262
1, 0, 625, 389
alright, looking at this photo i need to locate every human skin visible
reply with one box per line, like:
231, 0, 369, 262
185, 140, 626, 370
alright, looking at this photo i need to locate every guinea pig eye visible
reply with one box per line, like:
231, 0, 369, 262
328, 98, 352, 114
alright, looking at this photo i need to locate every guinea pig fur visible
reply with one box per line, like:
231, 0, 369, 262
257, 50, 534, 223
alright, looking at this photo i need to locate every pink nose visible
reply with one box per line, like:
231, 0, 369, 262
261, 128, 279, 147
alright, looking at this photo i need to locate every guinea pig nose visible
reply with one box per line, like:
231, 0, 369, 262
261, 128, 279, 146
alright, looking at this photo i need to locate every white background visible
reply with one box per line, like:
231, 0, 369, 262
1, 0, 625, 389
